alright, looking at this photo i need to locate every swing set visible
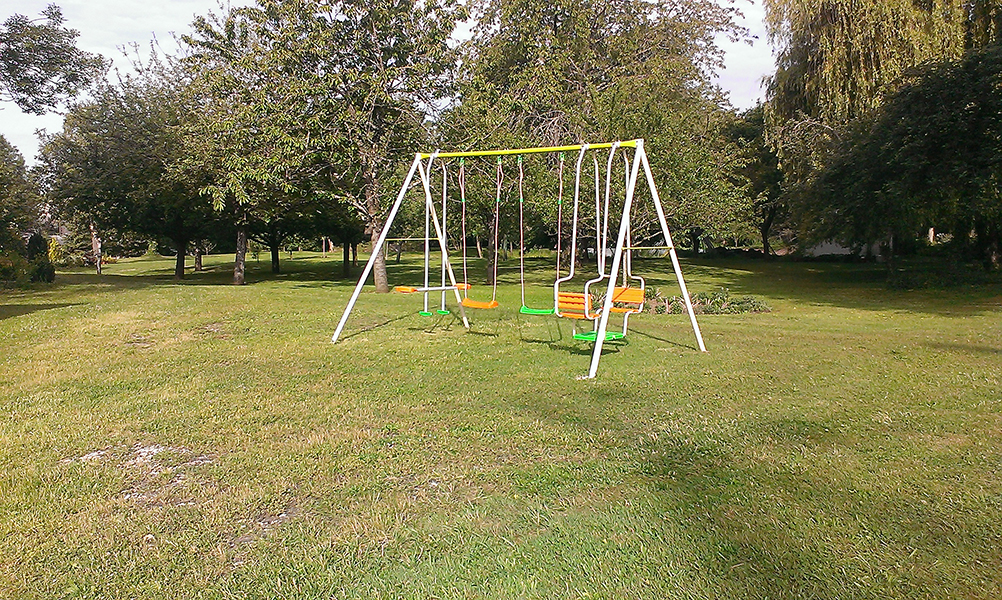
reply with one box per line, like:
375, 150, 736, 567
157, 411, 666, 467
330, 139, 706, 379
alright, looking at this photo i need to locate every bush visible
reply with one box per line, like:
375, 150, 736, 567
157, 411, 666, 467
645, 287, 771, 315
29, 258, 55, 283
1, 252, 55, 285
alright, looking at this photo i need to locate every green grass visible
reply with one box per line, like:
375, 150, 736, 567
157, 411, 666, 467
1, 252, 1000, 599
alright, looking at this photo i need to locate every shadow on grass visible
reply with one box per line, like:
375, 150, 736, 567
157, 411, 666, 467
632, 414, 1001, 599
924, 341, 1002, 356
336, 314, 413, 343
0, 302, 78, 321
640, 256, 1000, 317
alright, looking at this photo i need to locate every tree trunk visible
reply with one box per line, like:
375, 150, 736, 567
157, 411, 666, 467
688, 228, 703, 256
364, 169, 389, 292
352, 243, 358, 267
194, 243, 203, 272
89, 222, 102, 275
173, 238, 188, 280
476, 236, 483, 259
271, 243, 281, 274
343, 242, 351, 278
761, 206, 777, 256
234, 226, 247, 285
395, 242, 403, 264
486, 238, 496, 285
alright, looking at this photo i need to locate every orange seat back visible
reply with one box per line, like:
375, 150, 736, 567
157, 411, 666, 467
558, 292, 591, 317
612, 287, 645, 305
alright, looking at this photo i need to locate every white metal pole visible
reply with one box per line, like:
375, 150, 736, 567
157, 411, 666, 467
586, 144, 643, 379
638, 144, 707, 352
331, 155, 423, 344
423, 170, 431, 314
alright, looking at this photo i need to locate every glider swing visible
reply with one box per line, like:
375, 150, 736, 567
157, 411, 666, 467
330, 139, 706, 379
392, 161, 469, 316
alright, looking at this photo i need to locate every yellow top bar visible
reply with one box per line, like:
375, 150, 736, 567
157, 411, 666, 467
418, 140, 640, 159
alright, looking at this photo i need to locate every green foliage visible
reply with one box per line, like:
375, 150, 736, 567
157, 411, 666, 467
0, 135, 38, 255
446, 0, 751, 255
180, 0, 461, 282
765, 0, 967, 125
0, 4, 103, 114
809, 46, 1002, 268
726, 104, 786, 253
645, 286, 772, 314
38, 55, 217, 278
0, 251, 54, 285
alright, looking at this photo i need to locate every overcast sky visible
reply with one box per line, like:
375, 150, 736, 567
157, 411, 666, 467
2, 0, 774, 165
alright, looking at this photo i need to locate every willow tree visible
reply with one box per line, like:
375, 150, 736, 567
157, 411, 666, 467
765, 0, 967, 125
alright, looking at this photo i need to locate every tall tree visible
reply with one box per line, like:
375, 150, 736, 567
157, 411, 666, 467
765, 0, 967, 125
0, 4, 103, 114
39, 59, 215, 279
182, 0, 461, 288
447, 0, 749, 256
810, 46, 1002, 269
727, 104, 785, 255
0, 135, 37, 254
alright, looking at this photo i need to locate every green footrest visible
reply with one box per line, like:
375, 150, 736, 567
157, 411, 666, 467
573, 330, 625, 342
419, 311, 433, 317
436, 309, 451, 315
519, 306, 555, 315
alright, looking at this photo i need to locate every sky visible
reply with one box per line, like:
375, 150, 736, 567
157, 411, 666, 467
1, 0, 775, 165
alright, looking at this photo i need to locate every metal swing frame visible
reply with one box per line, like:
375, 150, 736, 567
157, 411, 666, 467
330, 139, 706, 379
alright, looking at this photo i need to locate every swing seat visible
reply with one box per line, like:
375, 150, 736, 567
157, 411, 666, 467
520, 306, 555, 315
608, 286, 645, 313
557, 292, 593, 319
395, 286, 418, 293
572, 330, 626, 342
461, 298, 499, 310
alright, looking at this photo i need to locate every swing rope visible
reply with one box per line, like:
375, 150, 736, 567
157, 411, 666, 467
555, 152, 565, 277
490, 156, 502, 303
459, 158, 469, 299
519, 156, 526, 307
518, 155, 556, 315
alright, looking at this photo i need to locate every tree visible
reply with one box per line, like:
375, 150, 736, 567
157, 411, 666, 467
726, 104, 785, 255
809, 46, 1002, 268
182, 0, 462, 288
0, 4, 103, 114
764, 0, 968, 125
0, 135, 37, 254
763, 0, 1002, 233
39, 58, 216, 279
447, 0, 751, 258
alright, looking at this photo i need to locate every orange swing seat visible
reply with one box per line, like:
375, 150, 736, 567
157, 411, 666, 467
461, 297, 499, 309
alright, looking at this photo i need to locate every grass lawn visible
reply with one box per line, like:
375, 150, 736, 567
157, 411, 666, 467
1, 251, 1000, 599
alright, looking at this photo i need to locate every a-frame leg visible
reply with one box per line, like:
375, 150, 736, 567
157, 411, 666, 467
586, 143, 642, 379
417, 158, 469, 329
331, 155, 423, 344
638, 145, 706, 352
585, 140, 707, 379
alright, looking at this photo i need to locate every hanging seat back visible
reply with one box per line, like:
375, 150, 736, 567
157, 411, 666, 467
557, 291, 593, 319
608, 286, 645, 313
